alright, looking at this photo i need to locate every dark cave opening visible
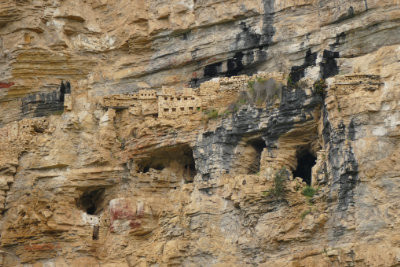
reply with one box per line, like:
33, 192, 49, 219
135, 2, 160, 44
183, 149, 196, 183
293, 150, 316, 185
142, 164, 164, 173
153, 164, 165, 171
77, 188, 105, 215
92, 225, 99, 240
248, 138, 267, 174
143, 166, 150, 173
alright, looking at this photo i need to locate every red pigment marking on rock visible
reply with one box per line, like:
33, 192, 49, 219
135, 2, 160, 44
109, 202, 147, 231
129, 220, 141, 229
136, 207, 145, 218
0, 82, 15, 88
24, 243, 60, 251
111, 208, 134, 221
110, 201, 135, 223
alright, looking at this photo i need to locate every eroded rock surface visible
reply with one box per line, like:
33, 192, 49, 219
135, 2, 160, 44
1, 0, 400, 266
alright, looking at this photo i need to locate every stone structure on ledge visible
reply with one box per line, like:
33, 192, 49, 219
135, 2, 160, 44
1, 0, 400, 265
101, 72, 286, 119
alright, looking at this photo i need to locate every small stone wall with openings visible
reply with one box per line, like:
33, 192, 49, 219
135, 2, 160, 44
101, 72, 286, 119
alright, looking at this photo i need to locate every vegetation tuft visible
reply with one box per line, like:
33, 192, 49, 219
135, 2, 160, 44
205, 109, 219, 120
263, 166, 288, 200
300, 208, 312, 220
287, 75, 295, 88
299, 185, 319, 219
302, 185, 316, 198
302, 185, 318, 206
313, 78, 327, 96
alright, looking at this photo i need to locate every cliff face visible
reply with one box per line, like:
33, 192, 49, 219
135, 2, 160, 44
1, 0, 400, 266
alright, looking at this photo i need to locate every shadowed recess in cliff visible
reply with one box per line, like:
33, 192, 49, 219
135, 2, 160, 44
230, 136, 267, 175
330, 32, 346, 50
189, 0, 276, 87
21, 81, 71, 118
248, 138, 267, 174
136, 144, 197, 183
289, 49, 318, 83
293, 150, 316, 185
320, 50, 339, 79
324, 117, 359, 213
194, 84, 322, 180
77, 188, 105, 215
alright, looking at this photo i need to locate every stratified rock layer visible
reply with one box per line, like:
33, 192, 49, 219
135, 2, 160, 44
1, 0, 400, 266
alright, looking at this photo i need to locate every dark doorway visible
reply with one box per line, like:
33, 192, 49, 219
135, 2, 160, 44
183, 148, 196, 183
92, 225, 100, 240
77, 188, 105, 215
293, 151, 316, 185
248, 138, 267, 174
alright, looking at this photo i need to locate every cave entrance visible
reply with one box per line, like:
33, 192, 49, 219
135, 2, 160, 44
293, 150, 316, 185
77, 188, 105, 215
142, 164, 164, 173
183, 147, 196, 183
247, 138, 267, 174
136, 144, 197, 183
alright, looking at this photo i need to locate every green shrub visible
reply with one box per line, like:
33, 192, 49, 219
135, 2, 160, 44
206, 109, 219, 120
248, 80, 255, 94
227, 92, 248, 114
237, 97, 247, 106
302, 185, 316, 198
313, 78, 327, 96
287, 75, 295, 88
256, 76, 268, 83
302, 185, 317, 206
300, 208, 312, 220
263, 166, 288, 199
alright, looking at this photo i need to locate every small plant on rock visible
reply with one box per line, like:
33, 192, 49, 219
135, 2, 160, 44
299, 186, 319, 219
256, 76, 268, 83
300, 208, 312, 220
206, 109, 219, 120
227, 92, 248, 114
313, 78, 327, 96
302, 185, 317, 205
287, 75, 295, 88
263, 166, 288, 200
248, 80, 255, 94
302, 185, 316, 198
221, 109, 232, 118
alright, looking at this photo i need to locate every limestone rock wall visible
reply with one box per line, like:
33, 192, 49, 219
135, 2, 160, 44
1, 0, 400, 266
